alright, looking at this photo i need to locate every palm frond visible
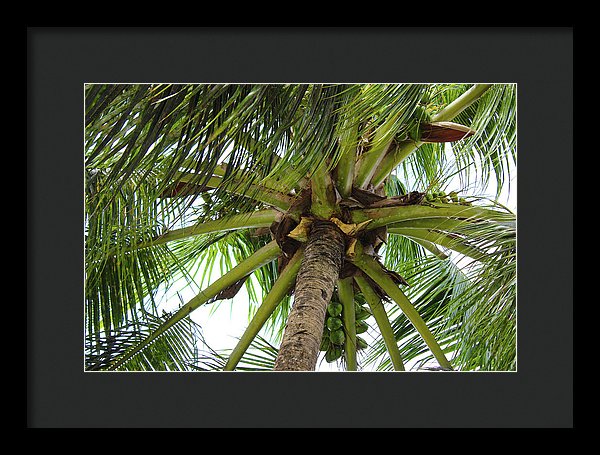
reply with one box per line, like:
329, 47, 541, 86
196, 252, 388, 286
429, 84, 517, 197
164, 227, 276, 307
364, 209, 516, 371
85, 312, 202, 371
438, 221, 516, 370
224, 249, 302, 370
102, 240, 281, 370
369, 83, 514, 191
86, 160, 282, 339
233, 335, 280, 371
85, 169, 191, 335
352, 84, 428, 188
355, 276, 405, 371
351, 240, 453, 369
85, 84, 359, 228
363, 256, 465, 370
186, 333, 282, 372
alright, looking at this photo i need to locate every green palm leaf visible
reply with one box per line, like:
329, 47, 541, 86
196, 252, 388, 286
229, 335, 280, 372
85, 312, 203, 371
421, 83, 516, 196
365, 205, 516, 371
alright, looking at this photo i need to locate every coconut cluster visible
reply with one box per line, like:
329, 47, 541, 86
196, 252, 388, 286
320, 293, 372, 363
425, 190, 472, 206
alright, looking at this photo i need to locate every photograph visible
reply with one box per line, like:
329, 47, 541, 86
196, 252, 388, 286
84, 82, 517, 373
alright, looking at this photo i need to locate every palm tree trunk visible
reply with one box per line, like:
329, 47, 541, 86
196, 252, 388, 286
274, 220, 345, 371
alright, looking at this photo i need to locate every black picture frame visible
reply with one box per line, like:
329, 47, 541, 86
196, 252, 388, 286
27, 27, 573, 428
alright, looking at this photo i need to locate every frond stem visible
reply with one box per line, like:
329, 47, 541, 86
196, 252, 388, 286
351, 203, 514, 231
333, 108, 359, 198
223, 249, 303, 371
370, 84, 494, 187
177, 172, 294, 211
337, 277, 357, 371
387, 228, 486, 262
212, 162, 295, 196
104, 209, 280, 257
354, 275, 405, 371
350, 241, 453, 370
310, 161, 337, 219
139, 210, 280, 249
403, 237, 449, 260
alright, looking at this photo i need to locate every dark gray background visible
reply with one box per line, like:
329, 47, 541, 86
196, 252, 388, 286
27, 27, 573, 428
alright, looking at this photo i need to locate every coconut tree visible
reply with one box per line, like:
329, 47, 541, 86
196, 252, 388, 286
84, 83, 516, 372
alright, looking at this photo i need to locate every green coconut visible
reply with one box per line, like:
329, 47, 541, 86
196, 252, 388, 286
325, 345, 343, 363
413, 104, 432, 123
320, 334, 331, 351
330, 329, 346, 346
326, 317, 343, 331
327, 302, 343, 318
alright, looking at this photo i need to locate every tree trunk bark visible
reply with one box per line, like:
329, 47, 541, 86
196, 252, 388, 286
274, 220, 345, 371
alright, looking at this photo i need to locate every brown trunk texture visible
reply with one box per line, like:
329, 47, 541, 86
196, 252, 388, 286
274, 220, 345, 371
